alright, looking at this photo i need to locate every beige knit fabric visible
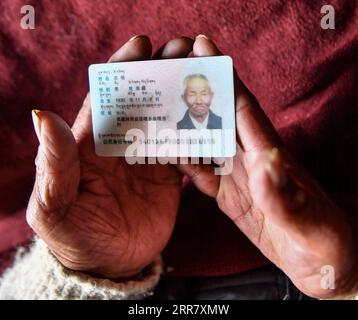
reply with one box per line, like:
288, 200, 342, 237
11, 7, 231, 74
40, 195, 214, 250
0, 238, 163, 300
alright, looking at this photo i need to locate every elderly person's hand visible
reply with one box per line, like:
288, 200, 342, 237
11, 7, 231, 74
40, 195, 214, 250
179, 35, 357, 299
27, 35, 194, 279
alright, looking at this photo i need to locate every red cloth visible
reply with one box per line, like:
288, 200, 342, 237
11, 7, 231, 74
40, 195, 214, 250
0, 0, 357, 277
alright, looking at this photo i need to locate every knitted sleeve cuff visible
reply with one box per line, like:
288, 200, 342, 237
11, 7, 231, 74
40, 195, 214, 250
0, 238, 163, 300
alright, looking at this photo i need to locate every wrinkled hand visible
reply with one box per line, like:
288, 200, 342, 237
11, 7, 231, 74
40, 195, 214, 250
179, 36, 357, 299
27, 36, 194, 279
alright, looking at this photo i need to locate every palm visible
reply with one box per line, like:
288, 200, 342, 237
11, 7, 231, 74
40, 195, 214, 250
45, 100, 182, 278
216, 148, 353, 297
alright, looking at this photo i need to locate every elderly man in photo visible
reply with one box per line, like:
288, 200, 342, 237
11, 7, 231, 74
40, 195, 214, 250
177, 74, 222, 129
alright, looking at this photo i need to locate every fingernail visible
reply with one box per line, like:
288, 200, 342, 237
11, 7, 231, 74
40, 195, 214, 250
196, 34, 210, 40
128, 34, 146, 42
31, 109, 42, 143
265, 147, 286, 188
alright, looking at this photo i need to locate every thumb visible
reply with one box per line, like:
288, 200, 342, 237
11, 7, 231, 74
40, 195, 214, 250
235, 74, 284, 172
27, 110, 80, 231
248, 148, 311, 228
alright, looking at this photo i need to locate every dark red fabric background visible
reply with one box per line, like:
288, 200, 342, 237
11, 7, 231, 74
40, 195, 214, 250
0, 0, 357, 277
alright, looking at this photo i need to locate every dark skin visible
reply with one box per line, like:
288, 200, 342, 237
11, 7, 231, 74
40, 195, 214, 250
28, 36, 188, 279
28, 35, 357, 298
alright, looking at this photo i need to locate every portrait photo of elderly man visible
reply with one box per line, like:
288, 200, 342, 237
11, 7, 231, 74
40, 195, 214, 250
177, 74, 222, 129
